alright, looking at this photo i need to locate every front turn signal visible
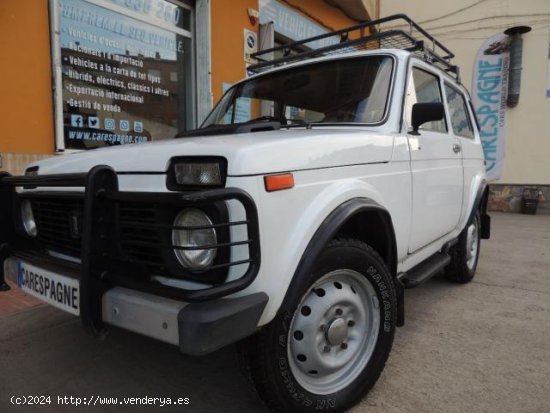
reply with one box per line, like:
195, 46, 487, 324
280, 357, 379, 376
264, 173, 294, 192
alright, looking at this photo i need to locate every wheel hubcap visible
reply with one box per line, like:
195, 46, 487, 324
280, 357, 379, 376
326, 318, 348, 346
288, 269, 380, 395
466, 218, 479, 271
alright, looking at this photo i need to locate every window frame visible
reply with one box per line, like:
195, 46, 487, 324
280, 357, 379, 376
405, 65, 449, 135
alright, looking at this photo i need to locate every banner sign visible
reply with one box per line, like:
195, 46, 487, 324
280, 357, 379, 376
471, 33, 511, 181
258, 0, 338, 50
53, 0, 192, 150
547, 37, 550, 98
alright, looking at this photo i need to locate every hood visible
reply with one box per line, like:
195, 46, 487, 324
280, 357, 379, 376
31, 128, 394, 176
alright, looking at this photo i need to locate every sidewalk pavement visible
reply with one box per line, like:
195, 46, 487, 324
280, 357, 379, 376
0, 280, 43, 317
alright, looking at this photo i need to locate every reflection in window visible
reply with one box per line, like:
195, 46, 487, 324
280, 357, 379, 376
408, 68, 447, 133
147, 69, 162, 79
285, 105, 324, 123
445, 84, 474, 138
57, 0, 193, 150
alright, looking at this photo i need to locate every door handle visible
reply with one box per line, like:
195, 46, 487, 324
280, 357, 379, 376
453, 144, 462, 154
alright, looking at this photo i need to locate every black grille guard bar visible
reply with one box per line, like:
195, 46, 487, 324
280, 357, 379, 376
1, 172, 89, 187
0, 166, 261, 333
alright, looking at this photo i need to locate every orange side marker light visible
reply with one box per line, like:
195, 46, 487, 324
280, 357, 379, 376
264, 173, 294, 192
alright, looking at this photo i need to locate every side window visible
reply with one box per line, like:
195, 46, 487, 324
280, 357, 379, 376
406, 68, 447, 133
444, 83, 475, 138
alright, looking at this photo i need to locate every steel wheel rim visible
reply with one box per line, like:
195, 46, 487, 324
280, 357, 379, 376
466, 217, 479, 270
287, 269, 381, 395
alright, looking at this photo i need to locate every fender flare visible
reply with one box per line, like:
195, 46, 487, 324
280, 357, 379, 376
467, 180, 490, 239
280, 197, 404, 324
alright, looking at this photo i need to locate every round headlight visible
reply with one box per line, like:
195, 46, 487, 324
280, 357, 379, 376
172, 208, 217, 269
21, 200, 37, 237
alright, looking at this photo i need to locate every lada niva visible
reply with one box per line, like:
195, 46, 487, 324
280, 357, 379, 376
1, 14, 490, 413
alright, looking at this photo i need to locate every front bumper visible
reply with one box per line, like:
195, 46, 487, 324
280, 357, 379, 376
0, 166, 264, 354
3, 257, 267, 354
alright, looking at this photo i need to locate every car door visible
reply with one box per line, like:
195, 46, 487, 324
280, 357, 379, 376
406, 65, 464, 253
443, 82, 483, 223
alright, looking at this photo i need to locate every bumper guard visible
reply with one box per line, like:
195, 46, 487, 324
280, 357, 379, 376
0, 166, 262, 340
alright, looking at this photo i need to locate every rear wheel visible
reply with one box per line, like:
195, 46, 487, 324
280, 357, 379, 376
445, 212, 481, 283
241, 238, 396, 413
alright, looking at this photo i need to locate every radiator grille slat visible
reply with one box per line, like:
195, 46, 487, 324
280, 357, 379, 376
32, 197, 84, 258
117, 202, 164, 273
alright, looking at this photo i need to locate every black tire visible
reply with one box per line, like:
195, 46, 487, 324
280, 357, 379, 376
445, 212, 481, 283
240, 238, 397, 413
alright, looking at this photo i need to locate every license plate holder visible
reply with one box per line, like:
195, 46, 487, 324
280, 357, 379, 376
16, 260, 80, 316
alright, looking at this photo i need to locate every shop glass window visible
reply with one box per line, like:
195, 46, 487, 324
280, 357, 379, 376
53, 0, 193, 150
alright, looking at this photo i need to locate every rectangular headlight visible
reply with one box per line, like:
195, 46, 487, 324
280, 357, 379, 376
175, 162, 222, 186
167, 157, 227, 190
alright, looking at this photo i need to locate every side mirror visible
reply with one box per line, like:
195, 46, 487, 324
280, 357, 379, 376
411, 102, 444, 135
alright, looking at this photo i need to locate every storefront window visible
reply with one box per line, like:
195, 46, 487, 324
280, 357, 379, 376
52, 0, 193, 150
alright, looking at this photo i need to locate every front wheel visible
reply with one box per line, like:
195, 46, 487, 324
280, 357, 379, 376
242, 238, 396, 413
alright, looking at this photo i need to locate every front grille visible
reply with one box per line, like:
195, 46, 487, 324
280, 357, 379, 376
118, 202, 164, 272
30, 197, 165, 270
31, 196, 84, 258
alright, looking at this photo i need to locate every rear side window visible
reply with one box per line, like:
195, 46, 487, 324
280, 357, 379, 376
444, 83, 474, 138
405, 67, 447, 133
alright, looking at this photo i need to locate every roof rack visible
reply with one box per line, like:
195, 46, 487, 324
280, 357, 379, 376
249, 14, 460, 81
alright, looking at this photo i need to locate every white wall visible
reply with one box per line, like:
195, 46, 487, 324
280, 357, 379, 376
381, 0, 550, 184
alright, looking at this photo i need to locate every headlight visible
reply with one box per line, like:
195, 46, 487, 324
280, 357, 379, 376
166, 157, 226, 190
172, 208, 217, 269
175, 162, 222, 186
21, 200, 37, 237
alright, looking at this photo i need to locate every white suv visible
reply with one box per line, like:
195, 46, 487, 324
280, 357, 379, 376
1, 15, 490, 413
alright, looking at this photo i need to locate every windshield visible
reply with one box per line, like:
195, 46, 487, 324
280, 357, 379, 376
202, 56, 394, 128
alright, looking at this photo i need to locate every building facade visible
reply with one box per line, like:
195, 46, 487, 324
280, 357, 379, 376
0, 0, 376, 174
381, 0, 550, 213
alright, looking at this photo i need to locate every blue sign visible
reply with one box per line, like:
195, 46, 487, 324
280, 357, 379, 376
107, 0, 189, 31
259, 0, 338, 49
